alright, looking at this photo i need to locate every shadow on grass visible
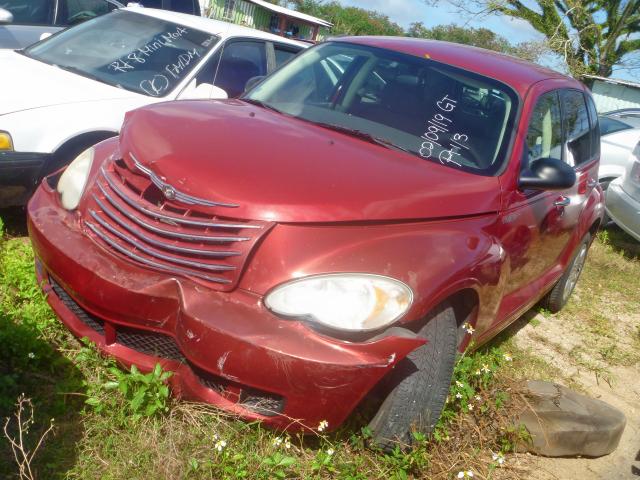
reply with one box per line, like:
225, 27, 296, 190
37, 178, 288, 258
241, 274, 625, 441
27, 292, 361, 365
603, 224, 640, 260
0, 207, 28, 238
0, 314, 86, 479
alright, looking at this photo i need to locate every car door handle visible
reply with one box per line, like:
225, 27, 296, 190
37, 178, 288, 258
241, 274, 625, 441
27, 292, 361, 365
587, 179, 598, 188
554, 196, 571, 207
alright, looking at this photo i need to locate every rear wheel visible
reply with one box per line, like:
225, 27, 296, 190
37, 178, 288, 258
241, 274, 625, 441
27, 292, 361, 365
368, 302, 458, 450
541, 233, 591, 313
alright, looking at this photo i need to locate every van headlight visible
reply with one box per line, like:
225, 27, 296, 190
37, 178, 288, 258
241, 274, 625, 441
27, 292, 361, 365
57, 147, 94, 210
264, 273, 413, 332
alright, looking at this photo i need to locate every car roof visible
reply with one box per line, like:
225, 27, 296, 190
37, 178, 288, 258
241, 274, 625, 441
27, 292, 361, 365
121, 7, 307, 48
332, 36, 582, 97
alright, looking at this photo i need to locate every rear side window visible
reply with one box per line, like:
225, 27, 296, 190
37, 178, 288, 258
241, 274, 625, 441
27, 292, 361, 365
561, 90, 591, 166
525, 91, 563, 169
214, 40, 267, 98
274, 44, 299, 68
599, 117, 633, 136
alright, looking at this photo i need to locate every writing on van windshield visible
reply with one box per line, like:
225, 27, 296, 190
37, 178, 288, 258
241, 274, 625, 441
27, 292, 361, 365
419, 94, 470, 167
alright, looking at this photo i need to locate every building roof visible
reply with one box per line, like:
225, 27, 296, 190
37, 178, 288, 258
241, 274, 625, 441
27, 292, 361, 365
125, 7, 307, 47
583, 75, 640, 90
334, 36, 580, 97
246, 0, 333, 28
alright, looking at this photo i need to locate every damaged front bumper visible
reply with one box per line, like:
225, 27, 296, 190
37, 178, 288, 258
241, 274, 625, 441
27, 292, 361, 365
27, 181, 425, 431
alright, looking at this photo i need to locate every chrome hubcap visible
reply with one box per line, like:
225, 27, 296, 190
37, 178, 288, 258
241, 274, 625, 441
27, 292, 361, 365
563, 244, 588, 302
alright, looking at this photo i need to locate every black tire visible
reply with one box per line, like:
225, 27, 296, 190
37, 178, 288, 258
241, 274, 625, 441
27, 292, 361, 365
368, 302, 458, 451
540, 233, 591, 313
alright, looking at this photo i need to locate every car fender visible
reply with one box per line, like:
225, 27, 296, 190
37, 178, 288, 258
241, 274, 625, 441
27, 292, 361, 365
0, 97, 160, 153
240, 215, 506, 340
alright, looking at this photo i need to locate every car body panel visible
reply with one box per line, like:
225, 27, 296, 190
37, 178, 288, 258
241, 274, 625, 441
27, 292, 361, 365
120, 99, 502, 223
599, 127, 640, 181
606, 178, 640, 241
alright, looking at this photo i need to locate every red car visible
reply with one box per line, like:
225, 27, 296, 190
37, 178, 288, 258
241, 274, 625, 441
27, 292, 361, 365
28, 37, 604, 447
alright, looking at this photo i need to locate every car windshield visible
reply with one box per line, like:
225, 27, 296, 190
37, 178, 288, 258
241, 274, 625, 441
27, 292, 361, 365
244, 41, 518, 175
23, 10, 219, 97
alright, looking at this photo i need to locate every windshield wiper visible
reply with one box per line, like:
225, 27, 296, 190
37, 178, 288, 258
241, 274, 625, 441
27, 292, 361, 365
242, 98, 283, 114
314, 122, 409, 153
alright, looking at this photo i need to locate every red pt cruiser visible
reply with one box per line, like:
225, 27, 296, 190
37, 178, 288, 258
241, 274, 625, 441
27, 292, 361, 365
28, 37, 604, 447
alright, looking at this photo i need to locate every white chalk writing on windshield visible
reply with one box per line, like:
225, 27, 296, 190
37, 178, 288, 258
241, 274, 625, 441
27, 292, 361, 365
108, 26, 189, 73
419, 94, 471, 168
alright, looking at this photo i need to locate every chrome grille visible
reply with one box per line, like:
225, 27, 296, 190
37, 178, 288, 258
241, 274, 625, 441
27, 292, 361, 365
84, 159, 273, 290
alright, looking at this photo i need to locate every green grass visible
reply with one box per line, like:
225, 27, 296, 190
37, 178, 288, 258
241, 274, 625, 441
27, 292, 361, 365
1, 216, 638, 479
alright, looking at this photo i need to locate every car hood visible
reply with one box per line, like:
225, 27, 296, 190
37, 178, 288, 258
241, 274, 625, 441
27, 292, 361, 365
0, 50, 139, 115
119, 99, 502, 223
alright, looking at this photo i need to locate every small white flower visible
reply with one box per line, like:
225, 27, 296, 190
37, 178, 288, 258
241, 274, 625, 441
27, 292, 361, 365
457, 471, 474, 478
468, 403, 474, 411
455, 380, 464, 388
503, 353, 513, 362
463, 322, 475, 335
214, 439, 227, 452
481, 364, 491, 373
272, 437, 283, 447
492, 452, 505, 465
475, 369, 481, 376
455, 392, 463, 399
474, 395, 482, 402
28, 352, 35, 359
317, 420, 329, 432
326, 448, 335, 456
284, 439, 291, 449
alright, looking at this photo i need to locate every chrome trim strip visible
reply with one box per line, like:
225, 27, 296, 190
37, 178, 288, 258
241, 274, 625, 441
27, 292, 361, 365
85, 221, 232, 284
89, 210, 236, 272
96, 185, 241, 257
102, 168, 260, 230
93, 190, 250, 243
129, 153, 239, 208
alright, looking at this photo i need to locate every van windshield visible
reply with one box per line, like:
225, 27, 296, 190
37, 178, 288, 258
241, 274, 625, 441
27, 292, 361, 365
245, 41, 519, 175
23, 10, 218, 97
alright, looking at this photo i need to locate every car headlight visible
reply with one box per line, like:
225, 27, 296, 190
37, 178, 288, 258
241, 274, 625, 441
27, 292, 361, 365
0, 131, 13, 151
264, 273, 413, 332
57, 147, 95, 210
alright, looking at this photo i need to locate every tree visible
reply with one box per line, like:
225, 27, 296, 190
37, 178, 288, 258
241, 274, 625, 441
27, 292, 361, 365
291, 0, 405, 36
407, 22, 543, 62
434, 0, 640, 80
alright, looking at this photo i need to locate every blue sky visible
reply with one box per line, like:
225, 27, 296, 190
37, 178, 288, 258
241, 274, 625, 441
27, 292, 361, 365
337, 0, 639, 82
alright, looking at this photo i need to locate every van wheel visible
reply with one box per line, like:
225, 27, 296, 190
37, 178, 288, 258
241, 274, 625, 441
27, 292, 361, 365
541, 233, 591, 313
368, 302, 458, 451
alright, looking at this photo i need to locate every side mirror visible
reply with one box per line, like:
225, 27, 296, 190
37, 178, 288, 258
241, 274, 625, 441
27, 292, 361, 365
179, 80, 228, 100
519, 157, 576, 191
244, 75, 265, 93
0, 7, 14, 24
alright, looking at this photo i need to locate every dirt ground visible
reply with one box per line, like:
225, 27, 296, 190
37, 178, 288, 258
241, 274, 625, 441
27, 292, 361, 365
504, 310, 640, 479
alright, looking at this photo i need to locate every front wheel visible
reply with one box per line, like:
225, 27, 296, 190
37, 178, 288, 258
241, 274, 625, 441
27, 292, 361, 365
541, 233, 591, 313
368, 302, 458, 450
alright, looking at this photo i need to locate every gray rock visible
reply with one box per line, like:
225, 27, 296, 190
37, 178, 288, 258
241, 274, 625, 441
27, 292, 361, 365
517, 380, 626, 457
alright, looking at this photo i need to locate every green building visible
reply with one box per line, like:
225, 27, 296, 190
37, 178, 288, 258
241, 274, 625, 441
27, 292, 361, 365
206, 0, 332, 41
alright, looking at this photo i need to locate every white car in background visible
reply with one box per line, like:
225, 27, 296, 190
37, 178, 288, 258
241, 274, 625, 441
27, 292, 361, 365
0, 7, 305, 207
606, 142, 640, 241
598, 110, 640, 190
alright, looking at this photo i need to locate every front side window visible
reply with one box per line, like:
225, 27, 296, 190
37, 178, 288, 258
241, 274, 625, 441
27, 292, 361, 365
525, 91, 563, 169
245, 42, 518, 175
0, 0, 53, 24
562, 90, 591, 166
214, 40, 266, 98
24, 10, 219, 97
